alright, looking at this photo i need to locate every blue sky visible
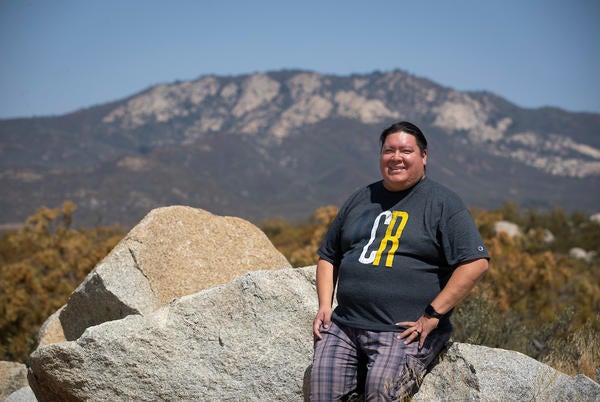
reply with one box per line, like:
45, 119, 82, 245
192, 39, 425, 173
1, 0, 599, 118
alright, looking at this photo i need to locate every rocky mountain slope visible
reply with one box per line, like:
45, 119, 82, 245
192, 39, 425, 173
1, 69, 599, 227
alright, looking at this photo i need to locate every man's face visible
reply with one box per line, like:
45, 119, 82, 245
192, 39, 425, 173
379, 131, 427, 192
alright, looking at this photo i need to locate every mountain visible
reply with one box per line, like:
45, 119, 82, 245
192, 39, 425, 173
1, 69, 599, 228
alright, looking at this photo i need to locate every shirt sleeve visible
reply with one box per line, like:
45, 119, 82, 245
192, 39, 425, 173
317, 188, 363, 266
317, 206, 345, 266
439, 206, 490, 267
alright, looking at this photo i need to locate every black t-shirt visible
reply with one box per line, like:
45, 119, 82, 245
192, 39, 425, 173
318, 178, 490, 332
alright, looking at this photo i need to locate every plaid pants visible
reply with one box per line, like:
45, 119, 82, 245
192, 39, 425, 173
310, 321, 451, 401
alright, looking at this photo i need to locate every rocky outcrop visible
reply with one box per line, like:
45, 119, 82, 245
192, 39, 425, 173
29, 267, 317, 402
0, 361, 29, 400
413, 342, 599, 401
28, 266, 599, 402
98, 71, 600, 178
37, 206, 291, 344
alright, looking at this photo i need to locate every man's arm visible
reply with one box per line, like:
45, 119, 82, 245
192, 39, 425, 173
398, 258, 489, 347
313, 258, 335, 340
429, 258, 489, 315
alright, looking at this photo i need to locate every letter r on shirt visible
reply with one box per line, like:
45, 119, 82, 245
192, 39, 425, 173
358, 211, 408, 267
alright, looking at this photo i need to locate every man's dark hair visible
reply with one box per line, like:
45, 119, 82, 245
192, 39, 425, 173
379, 121, 428, 154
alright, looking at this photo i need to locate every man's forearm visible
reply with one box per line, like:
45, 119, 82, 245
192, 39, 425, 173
430, 258, 489, 315
316, 258, 335, 308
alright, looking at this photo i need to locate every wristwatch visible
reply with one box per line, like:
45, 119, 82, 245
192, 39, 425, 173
425, 304, 444, 319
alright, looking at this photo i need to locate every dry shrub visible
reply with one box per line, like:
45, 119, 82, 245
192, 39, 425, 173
0, 202, 125, 361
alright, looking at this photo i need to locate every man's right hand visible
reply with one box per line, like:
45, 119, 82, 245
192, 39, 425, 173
313, 308, 332, 340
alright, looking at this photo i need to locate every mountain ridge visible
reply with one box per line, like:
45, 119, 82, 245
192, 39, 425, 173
1, 69, 599, 227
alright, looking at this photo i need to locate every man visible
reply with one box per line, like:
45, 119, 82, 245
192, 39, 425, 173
310, 121, 489, 401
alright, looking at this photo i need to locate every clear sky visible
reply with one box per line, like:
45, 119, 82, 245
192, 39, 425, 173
1, 0, 599, 119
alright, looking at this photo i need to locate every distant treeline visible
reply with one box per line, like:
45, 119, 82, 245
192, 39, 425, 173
1, 202, 598, 378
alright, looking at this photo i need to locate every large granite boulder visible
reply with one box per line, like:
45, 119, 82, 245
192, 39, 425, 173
37, 206, 291, 344
413, 343, 600, 401
28, 267, 599, 402
29, 267, 316, 401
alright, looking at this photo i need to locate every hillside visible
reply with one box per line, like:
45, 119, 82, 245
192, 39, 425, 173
1, 70, 599, 227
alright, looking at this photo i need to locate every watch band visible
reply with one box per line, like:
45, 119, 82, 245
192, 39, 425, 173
425, 304, 444, 319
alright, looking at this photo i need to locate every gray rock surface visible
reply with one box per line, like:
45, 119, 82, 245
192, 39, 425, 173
0, 361, 29, 400
38, 205, 291, 344
28, 266, 599, 402
569, 246, 597, 263
36, 308, 65, 348
494, 220, 522, 238
414, 343, 600, 401
29, 267, 316, 402
5, 386, 37, 402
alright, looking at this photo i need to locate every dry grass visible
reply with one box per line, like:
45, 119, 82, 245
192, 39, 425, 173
542, 314, 600, 379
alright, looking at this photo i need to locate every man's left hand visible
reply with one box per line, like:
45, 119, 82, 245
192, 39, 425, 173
396, 315, 439, 349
